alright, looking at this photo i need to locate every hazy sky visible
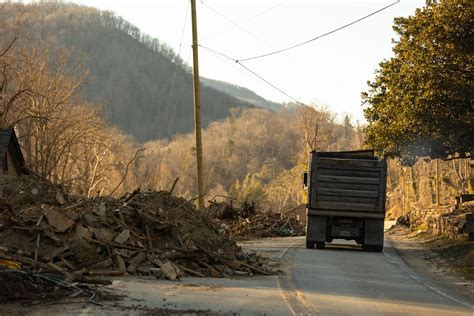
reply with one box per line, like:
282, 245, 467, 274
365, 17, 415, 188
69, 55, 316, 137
71, 0, 425, 122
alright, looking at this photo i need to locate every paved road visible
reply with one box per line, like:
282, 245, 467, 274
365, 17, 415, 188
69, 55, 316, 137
29, 236, 473, 315
242, 237, 473, 315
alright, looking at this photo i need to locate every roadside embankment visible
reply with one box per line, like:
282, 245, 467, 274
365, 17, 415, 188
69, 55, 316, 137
387, 226, 474, 301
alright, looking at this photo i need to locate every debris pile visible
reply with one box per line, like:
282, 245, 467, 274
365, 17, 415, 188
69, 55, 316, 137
207, 200, 256, 220
0, 269, 101, 305
398, 202, 474, 240
208, 201, 305, 238
0, 175, 276, 282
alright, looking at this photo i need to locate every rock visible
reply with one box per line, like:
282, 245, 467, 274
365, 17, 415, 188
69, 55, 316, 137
114, 229, 130, 244
44, 207, 74, 233
161, 261, 179, 280
56, 191, 65, 205
31, 188, 39, 195
84, 213, 99, 225
97, 202, 107, 222
127, 264, 137, 274
116, 255, 126, 272
224, 260, 242, 270
71, 230, 96, 262
90, 227, 115, 243
128, 252, 147, 266
91, 258, 113, 269
136, 262, 155, 274
75, 225, 92, 240
114, 248, 131, 258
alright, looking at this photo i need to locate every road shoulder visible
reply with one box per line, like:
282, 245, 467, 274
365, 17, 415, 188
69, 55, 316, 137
386, 226, 474, 302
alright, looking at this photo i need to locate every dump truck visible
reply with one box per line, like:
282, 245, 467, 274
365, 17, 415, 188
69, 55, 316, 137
303, 150, 387, 252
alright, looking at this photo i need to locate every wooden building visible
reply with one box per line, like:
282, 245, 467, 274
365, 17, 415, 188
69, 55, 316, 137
0, 128, 27, 182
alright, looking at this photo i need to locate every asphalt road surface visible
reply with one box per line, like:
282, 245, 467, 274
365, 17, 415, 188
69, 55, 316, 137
29, 236, 474, 316
242, 237, 473, 316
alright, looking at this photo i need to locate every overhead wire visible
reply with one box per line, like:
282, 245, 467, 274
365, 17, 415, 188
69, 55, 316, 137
189, 1, 401, 113
199, 44, 306, 106
167, 49, 192, 135
199, 0, 279, 54
163, 0, 190, 137
200, 1, 262, 43
236, 0, 400, 62
253, 2, 286, 18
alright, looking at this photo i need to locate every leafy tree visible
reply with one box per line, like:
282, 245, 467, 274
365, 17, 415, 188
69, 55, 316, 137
362, 0, 473, 164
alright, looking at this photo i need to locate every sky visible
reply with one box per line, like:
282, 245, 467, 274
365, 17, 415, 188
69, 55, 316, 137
69, 0, 425, 123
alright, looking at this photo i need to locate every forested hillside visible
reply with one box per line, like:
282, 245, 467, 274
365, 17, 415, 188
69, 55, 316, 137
201, 78, 282, 111
9, 2, 259, 141
0, 1, 362, 209
126, 107, 363, 210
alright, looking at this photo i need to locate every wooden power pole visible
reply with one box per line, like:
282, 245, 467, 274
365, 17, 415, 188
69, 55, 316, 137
190, 0, 204, 209
436, 159, 440, 207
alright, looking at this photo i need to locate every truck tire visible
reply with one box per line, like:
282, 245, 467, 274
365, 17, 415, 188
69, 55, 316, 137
306, 240, 315, 249
373, 245, 383, 252
316, 242, 325, 249
362, 244, 383, 252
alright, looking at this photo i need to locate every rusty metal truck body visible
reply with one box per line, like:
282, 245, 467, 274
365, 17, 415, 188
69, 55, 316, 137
304, 150, 387, 252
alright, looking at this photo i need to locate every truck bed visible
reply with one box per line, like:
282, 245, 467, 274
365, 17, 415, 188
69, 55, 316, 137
307, 154, 387, 219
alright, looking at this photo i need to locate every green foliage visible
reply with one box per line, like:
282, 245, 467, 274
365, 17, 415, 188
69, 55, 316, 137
362, 0, 473, 164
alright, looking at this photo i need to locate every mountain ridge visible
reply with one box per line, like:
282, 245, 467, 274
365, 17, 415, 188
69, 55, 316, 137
8, 2, 280, 141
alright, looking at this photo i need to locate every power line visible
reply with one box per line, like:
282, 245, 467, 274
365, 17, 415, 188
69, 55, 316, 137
253, 2, 286, 18
199, 44, 306, 106
163, 0, 190, 137
167, 49, 192, 135
237, 61, 306, 106
237, 0, 400, 62
200, 0, 275, 49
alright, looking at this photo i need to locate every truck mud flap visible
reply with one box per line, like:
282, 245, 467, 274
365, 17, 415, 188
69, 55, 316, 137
363, 218, 384, 247
307, 215, 327, 243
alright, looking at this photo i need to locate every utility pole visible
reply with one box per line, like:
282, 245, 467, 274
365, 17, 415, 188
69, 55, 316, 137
190, 0, 204, 210
436, 159, 440, 207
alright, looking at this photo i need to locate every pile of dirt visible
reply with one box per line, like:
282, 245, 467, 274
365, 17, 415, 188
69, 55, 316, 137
208, 201, 305, 238
0, 175, 276, 282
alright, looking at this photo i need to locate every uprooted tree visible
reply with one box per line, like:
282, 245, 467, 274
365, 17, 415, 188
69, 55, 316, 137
362, 0, 473, 164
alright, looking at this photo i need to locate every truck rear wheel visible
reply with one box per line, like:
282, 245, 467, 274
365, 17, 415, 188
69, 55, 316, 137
316, 242, 325, 249
373, 245, 383, 252
306, 240, 315, 249
362, 244, 383, 252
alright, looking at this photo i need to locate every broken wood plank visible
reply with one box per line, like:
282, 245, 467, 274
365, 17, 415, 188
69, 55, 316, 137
88, 269, 124, 276
177, 264, 206, 277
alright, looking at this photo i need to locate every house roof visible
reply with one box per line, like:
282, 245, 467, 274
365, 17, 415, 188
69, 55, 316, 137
0, 128, 26, 171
